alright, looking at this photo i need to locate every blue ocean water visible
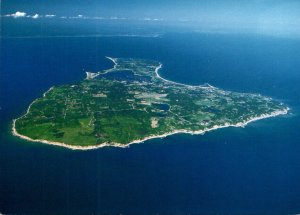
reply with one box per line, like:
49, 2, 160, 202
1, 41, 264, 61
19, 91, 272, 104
1, 31, 300, 214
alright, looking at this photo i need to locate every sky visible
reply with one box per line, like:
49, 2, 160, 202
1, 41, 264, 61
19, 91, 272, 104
2, 0, 300, 37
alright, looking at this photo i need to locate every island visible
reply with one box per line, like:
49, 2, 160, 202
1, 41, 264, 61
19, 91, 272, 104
12, 57, 289, 150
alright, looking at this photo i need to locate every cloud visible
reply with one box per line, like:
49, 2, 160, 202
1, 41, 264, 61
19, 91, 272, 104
143, 17, 163, 21
6, 11, 26, 18
63, 15, 128, 20
3, 12, 162, 23
32, 14, 39, 19
3, 11, 43, 19
68, 14, 90, 19
45, 14, 56, 18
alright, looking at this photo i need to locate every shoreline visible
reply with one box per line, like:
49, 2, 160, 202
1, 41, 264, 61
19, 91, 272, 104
12, 57, 290, 150
106, 56, 117, 69
154, 63, 214, 90
12, 107, 289, 151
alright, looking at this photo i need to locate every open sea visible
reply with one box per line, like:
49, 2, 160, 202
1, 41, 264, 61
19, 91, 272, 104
1, 21, 300, 214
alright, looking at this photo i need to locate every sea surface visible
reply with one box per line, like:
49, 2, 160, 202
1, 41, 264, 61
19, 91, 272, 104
1, 23, 300, 214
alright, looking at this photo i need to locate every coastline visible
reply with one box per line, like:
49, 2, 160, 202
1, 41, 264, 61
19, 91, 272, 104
12, 107, 289, 151
12, 57, 290, 150
154, 63, 214, 90
106, 56, 117, 69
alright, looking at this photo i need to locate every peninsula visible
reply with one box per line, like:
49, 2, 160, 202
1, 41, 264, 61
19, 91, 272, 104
13, 57, 289, 150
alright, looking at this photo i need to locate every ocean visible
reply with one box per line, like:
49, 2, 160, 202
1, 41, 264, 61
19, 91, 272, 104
1, 25, 300, 213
